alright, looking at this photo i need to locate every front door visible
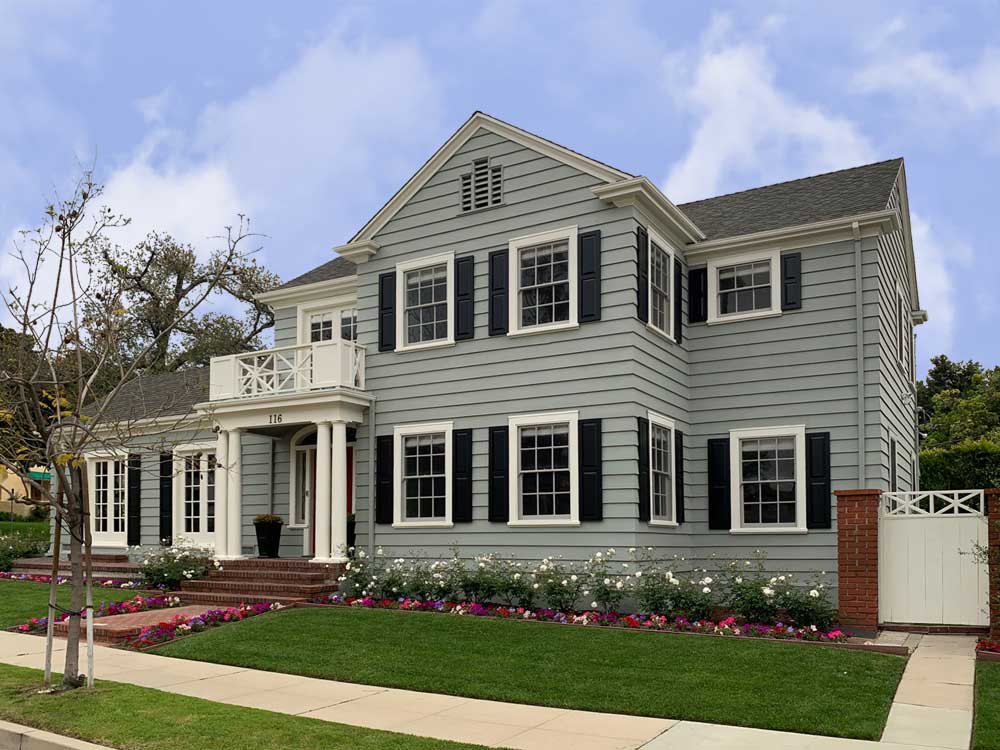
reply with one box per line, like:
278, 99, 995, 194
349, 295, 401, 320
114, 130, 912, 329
89, 456, 128, 547
293, 442, 354, 557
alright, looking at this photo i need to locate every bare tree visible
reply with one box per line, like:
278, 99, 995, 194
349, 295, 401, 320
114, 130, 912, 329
0, 172, 258, 690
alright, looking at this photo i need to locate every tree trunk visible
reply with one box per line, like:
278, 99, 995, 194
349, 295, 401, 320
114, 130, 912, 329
43, 510, 62, 690
61, 473, 84, 689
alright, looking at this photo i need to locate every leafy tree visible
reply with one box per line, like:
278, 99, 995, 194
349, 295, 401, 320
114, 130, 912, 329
921, 365, 1000, 449
916, 355, 983, 423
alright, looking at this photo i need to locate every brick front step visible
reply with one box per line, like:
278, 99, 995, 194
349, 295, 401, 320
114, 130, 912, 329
209, 568, 331, 583
12, 557, 142, 574
177, 591, 310, 607
52, 605, 208, 644
180, 579, 336, 597
218, 558, 345, 573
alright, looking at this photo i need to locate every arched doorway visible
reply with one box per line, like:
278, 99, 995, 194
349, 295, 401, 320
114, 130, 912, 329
289, 425, 354, 557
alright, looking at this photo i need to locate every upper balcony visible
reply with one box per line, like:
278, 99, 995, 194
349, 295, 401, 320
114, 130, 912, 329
209, 341, 366, 402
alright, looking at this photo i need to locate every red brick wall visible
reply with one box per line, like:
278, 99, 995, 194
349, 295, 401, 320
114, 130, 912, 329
987, 489, 1000, 638
835, 489, 881, 634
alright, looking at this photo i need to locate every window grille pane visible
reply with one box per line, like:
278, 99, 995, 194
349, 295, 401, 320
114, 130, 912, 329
340, 309, 358, 341
94, 461, 108, 533
206, 454, 216, 533
184, 454, 201, 534
651, 423, 672, 520
405, 265, 448, 345
402, 433, 447, 520
519, 424, 571, 518
650, 241, 671, 333
519, 241, 570, 328
112, 460, 126, 533
310, 312, 334, 342
740, 437, 796, 526
717, 260, 773, 315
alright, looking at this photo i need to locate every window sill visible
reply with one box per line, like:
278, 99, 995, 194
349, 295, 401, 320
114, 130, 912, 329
507, 519, 581, 528
395, 339, 456, 354
648, 519, 679, 528
645, 322, 676, 344
707, 309, 782, 325
392, 521, 454, 529
286, 523, 308, 530
729, 527, 808, 535
507, 322, 579, 338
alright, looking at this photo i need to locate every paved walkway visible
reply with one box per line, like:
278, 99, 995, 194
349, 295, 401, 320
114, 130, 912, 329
0, 631, 966, 750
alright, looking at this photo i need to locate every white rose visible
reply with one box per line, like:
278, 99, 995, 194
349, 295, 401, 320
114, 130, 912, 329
591, 601, 598, 608
703, 576, 713, 584
809, 589, 820, 599
702, 587, 711, 594
735, 576, 743, 584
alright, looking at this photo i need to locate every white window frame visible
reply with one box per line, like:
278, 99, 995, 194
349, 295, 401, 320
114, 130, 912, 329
393, 421, 454, 528
707, 248, 781, 325
647, 411, 677, 527
896, 285, 910, 375
728, 424, 807, 534
646, 229, 675, 342
395, 251, 456, 352
173, 442, 217, 547
86, 451, 128, 548
508, 225, 579, 337
297, 299, 356, 346
508, 410, 580, 527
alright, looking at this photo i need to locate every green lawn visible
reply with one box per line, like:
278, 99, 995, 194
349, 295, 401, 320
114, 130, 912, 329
159, 606, 906, 740
0, 580, 138, 629
975, 661, 1000, 749
1, 519, 50, 544
0, 664, 482, 750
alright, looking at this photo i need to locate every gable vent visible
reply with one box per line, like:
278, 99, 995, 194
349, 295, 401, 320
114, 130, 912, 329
460, 158, 502, 211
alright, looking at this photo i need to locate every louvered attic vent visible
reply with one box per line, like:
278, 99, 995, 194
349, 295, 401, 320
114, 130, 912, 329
460, 158, 502, 211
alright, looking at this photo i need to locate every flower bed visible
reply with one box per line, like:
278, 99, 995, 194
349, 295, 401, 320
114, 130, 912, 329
122, 602, 283, 649
12, 594, 182, 634
0, 571, 145, 589
314, 593, 848, 643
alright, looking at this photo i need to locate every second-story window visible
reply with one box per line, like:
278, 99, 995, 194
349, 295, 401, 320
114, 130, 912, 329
707, 250, 781, 324
395, 252, 455, 351
340, 309, 358, 342
648, 230, 674, 339
309, 311, 335, 342
508, 226, 579, 336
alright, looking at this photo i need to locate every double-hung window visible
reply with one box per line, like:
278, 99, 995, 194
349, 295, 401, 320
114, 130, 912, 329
729, 425, 806, 533
395, 252, 455, 351
648, 411, 676, 524
897, 287, 912, 378
393, 421, 453, 527
707, 250, 781, 323
508, 411, 579, 525
647, 230, 674, 339
508, 226, 578, 336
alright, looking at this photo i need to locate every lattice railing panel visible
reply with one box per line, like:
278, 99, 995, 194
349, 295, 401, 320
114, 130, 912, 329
882, 490, 984, 517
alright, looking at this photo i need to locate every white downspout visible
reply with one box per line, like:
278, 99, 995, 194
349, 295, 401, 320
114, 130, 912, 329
367, 401, 376, 556
853, 222, 866, 486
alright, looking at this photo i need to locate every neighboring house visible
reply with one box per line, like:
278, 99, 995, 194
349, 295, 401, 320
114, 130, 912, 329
80, 112, 924, 595
1, 467, 50, 517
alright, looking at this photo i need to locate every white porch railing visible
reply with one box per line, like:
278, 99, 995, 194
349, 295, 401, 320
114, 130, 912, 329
209, 341, 366, 401
881, 490, 985, 517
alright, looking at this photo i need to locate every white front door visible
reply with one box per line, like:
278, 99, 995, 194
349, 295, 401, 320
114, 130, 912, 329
89, 457, 127, 547
175, 452, 217, 547
293, 446, 316, 556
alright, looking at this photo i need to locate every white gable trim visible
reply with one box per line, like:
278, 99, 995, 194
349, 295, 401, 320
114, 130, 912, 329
592, 177, 705, 245
348, 111, 632, 245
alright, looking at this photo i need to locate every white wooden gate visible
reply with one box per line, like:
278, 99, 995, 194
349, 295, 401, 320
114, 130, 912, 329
879, 490, 989, 626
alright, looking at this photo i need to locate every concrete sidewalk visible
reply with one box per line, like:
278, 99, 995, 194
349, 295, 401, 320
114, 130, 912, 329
0, 631, 958, 750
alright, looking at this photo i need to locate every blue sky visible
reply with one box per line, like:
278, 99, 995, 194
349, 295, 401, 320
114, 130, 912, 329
2, 1, 997, 375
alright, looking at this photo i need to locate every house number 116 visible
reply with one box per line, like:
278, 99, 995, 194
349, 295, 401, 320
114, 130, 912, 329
268, 413, 283, 424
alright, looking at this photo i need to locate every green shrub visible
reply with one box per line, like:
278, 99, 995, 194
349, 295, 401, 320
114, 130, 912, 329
535, 557, 584, 612
0, 532, 49, 571
920, 439, 1000, 490
667, 574, 716, 621
779, 584, 838, 630
139, 538, 214, 589
583, 549, 629, 613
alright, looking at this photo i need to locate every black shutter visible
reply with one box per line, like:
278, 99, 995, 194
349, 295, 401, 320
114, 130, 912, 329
689, 267, 708, 323
378, 272, 396, 352
707, 438, 731, 530
637, 417, 650, 522
375, 435, 394, 525
579, 229, 602, 322
452, 429, 473, 522
673, 258, 683, 343
127, 454, 142, 546
455, 256, 475, 340
636, 225, 649, 322
781, 252, 802, 311
488, 426, 509, 522
579, 418, 603, 521
805, 432, 832, 529
674, 430, 685, 524
158, 453, 172, 545
889, 437, 898, 493
488, 249, 508, 336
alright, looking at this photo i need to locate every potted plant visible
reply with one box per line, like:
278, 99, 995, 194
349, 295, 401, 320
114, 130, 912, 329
253, 514, 283, 558
347, 512, 356, 551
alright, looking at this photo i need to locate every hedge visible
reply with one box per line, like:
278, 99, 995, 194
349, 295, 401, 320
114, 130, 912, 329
920, 439, 1000, 491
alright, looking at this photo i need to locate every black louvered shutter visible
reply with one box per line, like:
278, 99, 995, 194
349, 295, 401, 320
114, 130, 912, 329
158, 453, 172, 545
889, 438, 898, 492
579, 419, 603, 521
127, 454, 142, 546
689, 267, 708, 323
636, 225, 649, 322
674, 430, 685, 524
488, 426, 509, 522
378, 272, 396, 352
452, 429, 473, 522
781, 252, 802, 311
455, 256, 475, 340
805, 432, 832, 529
488, 249, 508, 336
375, 435, 394, 524
637, 417, 650, 522
707, 438, 731, 530
579, 229, 602, 322
673, 258, 683, 342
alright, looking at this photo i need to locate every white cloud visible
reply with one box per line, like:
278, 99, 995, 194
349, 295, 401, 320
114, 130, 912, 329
662, 17, 874, 203
135, 88, 173, 125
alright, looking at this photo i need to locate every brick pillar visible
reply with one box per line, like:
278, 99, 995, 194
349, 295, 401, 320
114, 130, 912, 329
835, 489, 882, 634
987, 489, 1000, 638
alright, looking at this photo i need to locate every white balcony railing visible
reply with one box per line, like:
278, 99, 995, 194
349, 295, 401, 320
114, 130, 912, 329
209, 341, 366, 401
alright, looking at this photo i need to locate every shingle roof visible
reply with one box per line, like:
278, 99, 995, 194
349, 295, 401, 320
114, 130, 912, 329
677, 158, 903, 241
274, 256, 357, 291
87, 367, 209, 422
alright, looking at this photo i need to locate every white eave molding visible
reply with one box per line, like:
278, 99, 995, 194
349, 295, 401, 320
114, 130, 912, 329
334, 239, 380, 265
255, 275, 358, 307
591, 177, 705, 245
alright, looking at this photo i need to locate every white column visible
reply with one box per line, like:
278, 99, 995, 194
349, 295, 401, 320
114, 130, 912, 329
214, 430, 229, 557
330, 421, 348, 562
311, 422, 333, 563
224, 428, 244, 559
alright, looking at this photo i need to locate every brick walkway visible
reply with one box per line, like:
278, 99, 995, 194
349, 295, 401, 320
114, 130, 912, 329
52, 605, 207, 643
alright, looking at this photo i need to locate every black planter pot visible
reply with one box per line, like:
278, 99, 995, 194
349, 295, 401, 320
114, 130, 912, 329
347, 519, 356, 551
254, 522, 282, 558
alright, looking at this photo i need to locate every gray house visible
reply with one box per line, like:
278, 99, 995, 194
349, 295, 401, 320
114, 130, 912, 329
83, 112, 923, 594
